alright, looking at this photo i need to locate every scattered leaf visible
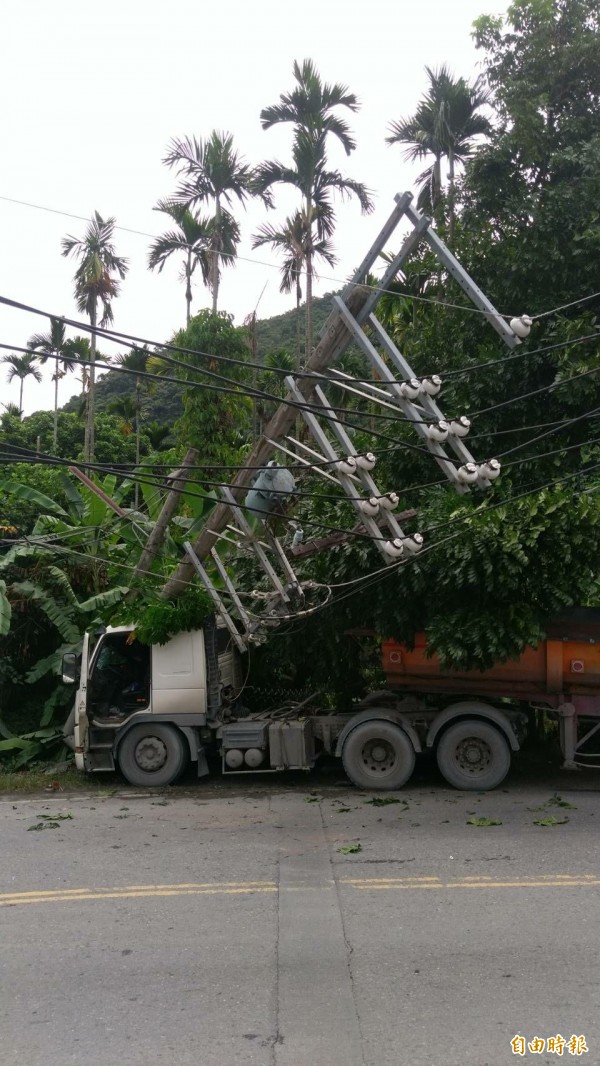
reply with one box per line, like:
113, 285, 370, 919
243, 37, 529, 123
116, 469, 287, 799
335, 807, 352, 813
546, 794, 577, 809
364, 796, 405, 807
27, 821, 60, 831
467, 816, 502, 827
533, 815, 569, 827
304, 795, 320, 803
35, 812, 72, 821
337, 843, 362, 854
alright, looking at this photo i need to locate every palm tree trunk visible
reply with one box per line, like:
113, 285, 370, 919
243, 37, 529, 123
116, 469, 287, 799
53, 367, 59, 451
305, 250, 313, 365
19, 378, 24, 418
212, 198, 221, 313
448, 147, 456, 249
185, 250, 192, 326
87, 300, 97, 465
295, 276, 302, 372
305, 194, 314, 364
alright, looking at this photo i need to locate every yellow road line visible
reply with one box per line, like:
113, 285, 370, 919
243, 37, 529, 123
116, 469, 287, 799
349, 879, 600, 890
0, 886, 277, 907
1, 874, 598, 909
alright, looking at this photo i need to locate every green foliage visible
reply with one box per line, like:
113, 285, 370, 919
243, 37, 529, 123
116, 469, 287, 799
0, 580, 11, 635
167, 309, 253, 464
111, 587, 212, 645
0, 408, 150, 470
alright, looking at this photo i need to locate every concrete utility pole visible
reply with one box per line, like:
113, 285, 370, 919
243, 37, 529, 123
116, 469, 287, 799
129, 448, 199, 600
160, 286, 370, 600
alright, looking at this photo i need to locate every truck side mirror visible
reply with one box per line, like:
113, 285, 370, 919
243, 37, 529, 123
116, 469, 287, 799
62, 653, 79, 684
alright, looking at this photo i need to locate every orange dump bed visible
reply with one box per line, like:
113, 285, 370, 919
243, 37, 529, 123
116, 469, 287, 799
382, 610, 600, 700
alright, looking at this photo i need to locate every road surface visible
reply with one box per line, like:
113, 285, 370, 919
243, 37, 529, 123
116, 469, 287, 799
0, 775, 598, 1066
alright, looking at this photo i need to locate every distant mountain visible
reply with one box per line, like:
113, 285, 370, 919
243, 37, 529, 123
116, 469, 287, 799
61, 292, 340, 425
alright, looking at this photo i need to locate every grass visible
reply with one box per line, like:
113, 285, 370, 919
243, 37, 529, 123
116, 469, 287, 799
0, 768, 106, 793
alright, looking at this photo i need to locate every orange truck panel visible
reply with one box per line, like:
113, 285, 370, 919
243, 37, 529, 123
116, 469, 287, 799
382, 630, 600, 700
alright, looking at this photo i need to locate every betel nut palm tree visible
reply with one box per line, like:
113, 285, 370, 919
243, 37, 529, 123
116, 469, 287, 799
257, 58, 373, 362
162, 130, 258, 313
252, 210, 336, 369
148, 200, 212, 326
27, 318, 89, 451
386, 64, 492, 245
1, 352, 42, 417
61, 211, 128, 464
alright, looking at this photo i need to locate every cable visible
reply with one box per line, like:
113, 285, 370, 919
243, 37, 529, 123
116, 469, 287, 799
532, 291, 600, 320
0, 444, 418, 546
0, 439, 425, 510
497, 406, 600, 460
422, 459, 600, 537
0, 193, 521, 324
4, 192, 600, 328
465, 363, 600, 421
4, 284, 600, 398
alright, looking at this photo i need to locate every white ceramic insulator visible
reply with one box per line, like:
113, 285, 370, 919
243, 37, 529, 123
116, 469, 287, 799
400, 378, 422, 401
383, 538, 404, 559
335, 456, 357, 476
479, 458, 501, 481
457, 463, 479, 484
510, 314, 532, 338
450, 416, 471, 437
421, 375, 442, 396
402, 533, 424, 555
355, 452, 377, 471
427, 420, 450, 443
379, 492, 399, 511
359, 497, 380, 517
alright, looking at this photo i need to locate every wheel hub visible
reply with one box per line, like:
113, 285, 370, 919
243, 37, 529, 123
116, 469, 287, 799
455, 737, 491, 774
361, 738, 397, 774
134, 735, 168, 772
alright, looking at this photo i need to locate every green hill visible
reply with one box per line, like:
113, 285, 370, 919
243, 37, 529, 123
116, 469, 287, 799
61, 292, 339, 425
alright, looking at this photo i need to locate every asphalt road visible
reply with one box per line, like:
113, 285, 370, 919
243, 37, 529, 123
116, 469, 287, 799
1, 773, 599, 1066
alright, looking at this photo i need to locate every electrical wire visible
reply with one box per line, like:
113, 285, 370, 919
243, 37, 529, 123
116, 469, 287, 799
0, 444, 420, 546
3, 192, 600, 326
3, 285, 600, 399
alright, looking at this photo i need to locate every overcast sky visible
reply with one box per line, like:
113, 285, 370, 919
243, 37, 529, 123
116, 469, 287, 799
0, 0, 505, 416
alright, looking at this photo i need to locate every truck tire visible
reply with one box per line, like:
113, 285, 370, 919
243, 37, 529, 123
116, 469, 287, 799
342, 720, 415, 790
117, 724, 188, 787
436, 720, 510, 790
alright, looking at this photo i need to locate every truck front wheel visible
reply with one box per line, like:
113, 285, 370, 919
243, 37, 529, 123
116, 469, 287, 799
342, 721, 415, 790
436, 720, 510, 790
118, 724, 188, 787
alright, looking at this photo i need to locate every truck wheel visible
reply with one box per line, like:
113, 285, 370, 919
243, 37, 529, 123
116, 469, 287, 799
342, 721, 415, 790
436, 720, 510, 790
117, 724, 188, 787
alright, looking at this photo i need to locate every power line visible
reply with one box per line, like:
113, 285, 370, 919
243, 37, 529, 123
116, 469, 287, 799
0, 444, 421, 546
3, 191, 600, 326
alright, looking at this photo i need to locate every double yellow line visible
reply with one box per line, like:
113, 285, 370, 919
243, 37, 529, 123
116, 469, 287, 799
0, 874, 598, 908
0, 881, 278, 907
342, 874, 600, 890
